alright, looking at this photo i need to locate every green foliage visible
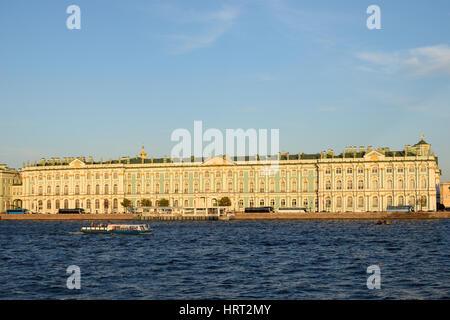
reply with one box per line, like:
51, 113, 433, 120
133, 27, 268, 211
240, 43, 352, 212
121, 198, 132, 210
141, 199, 152, 207
218, 197, 232, 207
158, 198, 169, 207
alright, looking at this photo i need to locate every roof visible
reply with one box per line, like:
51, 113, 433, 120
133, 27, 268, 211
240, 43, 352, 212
414, 139, 429, 146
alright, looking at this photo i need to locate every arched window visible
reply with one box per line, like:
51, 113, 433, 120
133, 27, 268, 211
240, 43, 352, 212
409, 179, 415, 189
336, 180, 342, 190
249, 181, 255, 193
420, 195, 427, 208
303, 180, 308, 192
372, 179, 378, 190
86, 199, 91, 209
64, 199, 69, 209
47, 200, 51, 210
325, 180, 331, 190
347, 180, 353, 190
408, 196, 415, 206
291, 180, 297, 192
347, 197, 353, 208
280, 199, 286, 207
64, 185, 69, 195
358, 196, 364, 208
387, 196, 393, 206
325, 197, 332, 209
336, 197, 342, 208
398, 179, 404, 189
292, 198, 297, 207
95, 199, 100, 209
239, 199, 244, 208
56, 185, 60, 195
398, 196, 404, 206
420, 178, 427, 189
372, 196, 378, 208
95, 184, 100, 195
358, 180, 364, 190
259, 180, 265, 193
75, 199, 80, 208
270, 181, 275, 192
280, 181, 286, 192
259, 199, 265, 206
47, 185, 51, 195
113, 199, 118, 209
174, 183, 179, 193
55, 200, 60, 209
387, 180, 393, 189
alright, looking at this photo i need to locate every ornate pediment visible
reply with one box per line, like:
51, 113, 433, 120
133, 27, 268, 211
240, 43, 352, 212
69, 158, 86, 168
202, 156, 234, 166
364, 150, 385, 161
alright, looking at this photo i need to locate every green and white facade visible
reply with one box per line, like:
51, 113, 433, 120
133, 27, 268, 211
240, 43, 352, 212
5, 138, 441, 214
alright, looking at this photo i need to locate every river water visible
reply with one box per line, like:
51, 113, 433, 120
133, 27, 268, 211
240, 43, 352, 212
0, 219, 449, 299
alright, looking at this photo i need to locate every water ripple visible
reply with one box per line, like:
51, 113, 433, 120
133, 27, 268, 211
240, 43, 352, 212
0, 219, 449, 299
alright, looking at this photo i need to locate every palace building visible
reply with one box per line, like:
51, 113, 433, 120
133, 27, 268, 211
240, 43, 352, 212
1, 137, 441, 213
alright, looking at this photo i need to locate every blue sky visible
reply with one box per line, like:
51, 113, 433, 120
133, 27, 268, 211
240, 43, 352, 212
0, 0, 449, 180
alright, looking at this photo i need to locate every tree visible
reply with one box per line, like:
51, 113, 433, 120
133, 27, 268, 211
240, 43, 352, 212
158, 198, 169, 207
121, 198, 132, 213
141, 199, 152, 207
218, 197, 231, 207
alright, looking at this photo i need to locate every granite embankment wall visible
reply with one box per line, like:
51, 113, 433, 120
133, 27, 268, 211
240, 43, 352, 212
0, 214, 135, 221
233, 212, 450, 220
1, 212, 449, 220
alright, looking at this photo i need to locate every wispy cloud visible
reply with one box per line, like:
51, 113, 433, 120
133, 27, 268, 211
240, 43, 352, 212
157, 4, 240, 54
356, 44, 450, 77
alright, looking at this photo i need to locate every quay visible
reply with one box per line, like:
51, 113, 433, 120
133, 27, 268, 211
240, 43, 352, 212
1, 212, 450, 221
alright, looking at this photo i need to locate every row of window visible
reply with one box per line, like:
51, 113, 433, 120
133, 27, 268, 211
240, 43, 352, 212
30, 176, 429, 196
324, 166, 428, 175
32, 184, 119, 196
325, 178, 428, 190
31, 193, 429, 212
35, 199, 119, 210
324, 195, 428, 208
